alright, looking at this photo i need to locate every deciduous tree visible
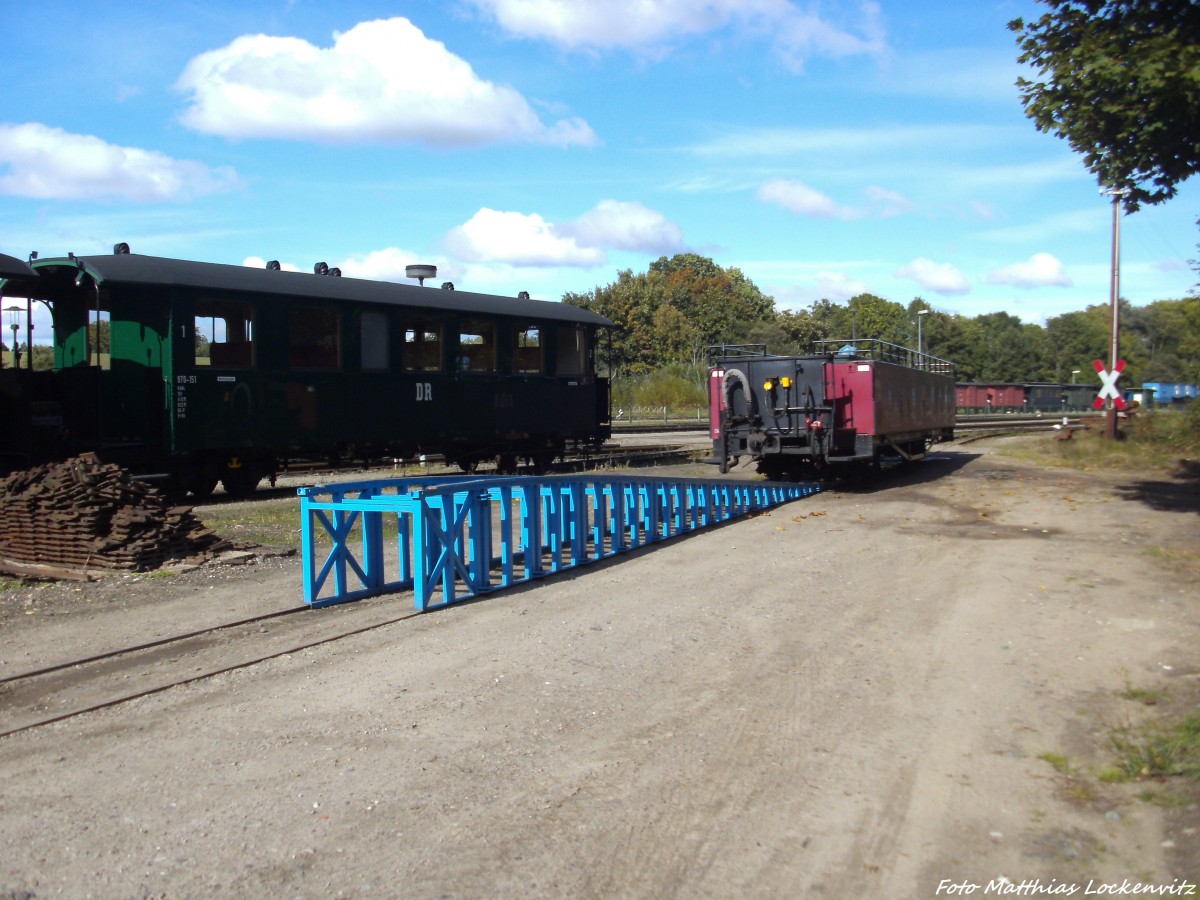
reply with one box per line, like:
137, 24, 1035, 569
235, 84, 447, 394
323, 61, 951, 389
1010, 0, 1200, 211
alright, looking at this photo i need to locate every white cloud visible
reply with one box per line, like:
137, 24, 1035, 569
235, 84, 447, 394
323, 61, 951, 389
756, 179, 912, 220
986, 252, 1072, 289
443, 201, 686, 267
175, 18, 596, 148
864, 185, 913, 218
445, 208, 606, 267
243, 256, 300, 272
895, 257, 971, 295
560, 200, 686, 253
769, 1, 886, 71
0, 122, 240, 202
756, 178, 854, 219
468, 0, 886, 68
472, 0, 735, 49
334, 247, 467, 286
816, 271, 870, 302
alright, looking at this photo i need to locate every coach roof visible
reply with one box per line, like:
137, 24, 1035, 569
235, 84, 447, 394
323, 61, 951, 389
0, 252, 37, 286
28, 251, 612, 327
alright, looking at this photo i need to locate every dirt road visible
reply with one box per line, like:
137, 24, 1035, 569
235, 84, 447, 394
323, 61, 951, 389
1, 440, 1197, 898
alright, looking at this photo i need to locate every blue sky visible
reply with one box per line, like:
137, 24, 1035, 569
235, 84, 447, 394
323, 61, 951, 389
2, 0, 1196, 345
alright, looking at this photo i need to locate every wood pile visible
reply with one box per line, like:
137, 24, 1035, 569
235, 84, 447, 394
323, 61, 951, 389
0, 454, 242, 579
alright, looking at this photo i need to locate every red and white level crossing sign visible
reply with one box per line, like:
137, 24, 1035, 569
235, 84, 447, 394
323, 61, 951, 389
1093, 359, 1126, 410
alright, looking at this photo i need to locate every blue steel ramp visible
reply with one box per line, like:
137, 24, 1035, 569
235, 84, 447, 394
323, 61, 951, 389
298, 474, 819, 610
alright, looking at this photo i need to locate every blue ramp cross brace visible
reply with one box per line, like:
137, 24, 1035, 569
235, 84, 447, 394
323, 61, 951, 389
299, 474, 820, 610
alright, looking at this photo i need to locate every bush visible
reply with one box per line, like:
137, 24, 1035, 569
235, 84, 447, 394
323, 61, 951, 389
1128, 403, 1200, 456
611, 365, 707, 412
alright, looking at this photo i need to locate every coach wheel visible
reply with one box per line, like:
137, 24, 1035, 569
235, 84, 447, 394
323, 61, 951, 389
221, 464, 261, 498
495, 453, 519, 475
189, 477, 218, 500
457, 457, 480, 475
170, 466, 218, 500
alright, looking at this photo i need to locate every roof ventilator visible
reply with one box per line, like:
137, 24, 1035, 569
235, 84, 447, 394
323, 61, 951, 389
405, 264, 437, 286
113, 242, 130, 255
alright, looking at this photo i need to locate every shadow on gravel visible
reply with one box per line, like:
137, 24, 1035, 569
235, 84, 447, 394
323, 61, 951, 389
832, 450, 981, 495
1114, 473, 1200, 516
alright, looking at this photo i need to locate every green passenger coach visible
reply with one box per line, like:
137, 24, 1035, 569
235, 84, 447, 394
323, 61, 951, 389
0, 245, 612, 496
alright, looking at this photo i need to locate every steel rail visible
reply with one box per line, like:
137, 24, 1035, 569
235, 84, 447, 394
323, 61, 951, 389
0, 605, 311, 686
0, 604, 425, 741
193, 445, 699, 505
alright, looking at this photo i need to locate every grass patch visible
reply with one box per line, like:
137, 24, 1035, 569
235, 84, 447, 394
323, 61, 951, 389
1143, 544, 1200, 567
1039, 751, 1100, 802
1040, 751, 1077, 775
1107, 714, 1200, 782
197, 496, 405, 550
1041, 681, 1200, 812
1121, 683, 1165, 705
997, 405, 1199, 474
197, 498, 304, 548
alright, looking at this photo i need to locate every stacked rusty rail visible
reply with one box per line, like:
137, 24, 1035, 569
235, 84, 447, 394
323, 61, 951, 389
0, 455, 236, 579
299, 473, 820, 609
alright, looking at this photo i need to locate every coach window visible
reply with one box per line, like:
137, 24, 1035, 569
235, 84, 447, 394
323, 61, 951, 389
458, 320, 496, 372
403, 319, 442, 372
195, 299, 254, 368
556, 324, 588, 376
360, 311, 388, 371
289, 307, 340, 370
88, 307, 111, 369
513, 325, 543, 374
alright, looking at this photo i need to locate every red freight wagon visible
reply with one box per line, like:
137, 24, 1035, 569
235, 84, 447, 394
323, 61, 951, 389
709, 340, 955, 481
956, 383, 1026, 411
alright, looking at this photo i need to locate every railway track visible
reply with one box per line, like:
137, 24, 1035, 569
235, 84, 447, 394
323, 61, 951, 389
25, 417, 1063, 510
0, 442, 712, 737
613, 414, 1104, 436
950, 414, 1101, 444
0, 597, 432, 740
202, 442, 704, 503
1, 418, 1086, 737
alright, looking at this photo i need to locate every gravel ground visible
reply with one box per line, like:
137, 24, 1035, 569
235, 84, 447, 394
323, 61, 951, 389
1, 438, 1198, 899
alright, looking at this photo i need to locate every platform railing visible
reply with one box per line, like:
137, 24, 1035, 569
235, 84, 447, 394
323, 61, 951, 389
298, 474, 819, 610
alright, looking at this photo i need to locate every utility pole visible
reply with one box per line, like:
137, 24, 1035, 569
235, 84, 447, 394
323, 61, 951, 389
1102, 188, 1128, 440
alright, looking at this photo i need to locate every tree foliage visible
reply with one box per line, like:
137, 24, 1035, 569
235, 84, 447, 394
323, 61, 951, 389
1009, 0, 1200, 211
564, 254, 1199, 389
564, 253, 776, 375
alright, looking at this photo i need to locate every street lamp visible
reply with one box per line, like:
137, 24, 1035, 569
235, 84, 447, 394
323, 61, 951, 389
1071, 369, 1080, 384
917, 309, 930, 361
4, 305, 20, 370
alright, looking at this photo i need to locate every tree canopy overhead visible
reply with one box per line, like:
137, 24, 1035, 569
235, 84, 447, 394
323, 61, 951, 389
1009, 0, 1200, 212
